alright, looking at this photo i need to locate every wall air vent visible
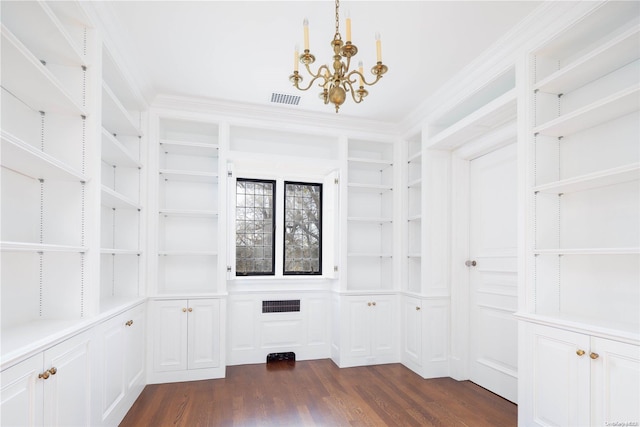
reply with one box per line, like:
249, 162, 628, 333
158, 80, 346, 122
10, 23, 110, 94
270, 93, 301, 106
262, 300, 300, 313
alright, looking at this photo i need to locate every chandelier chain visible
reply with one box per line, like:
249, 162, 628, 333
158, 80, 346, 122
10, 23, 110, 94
335, 0, 340, 37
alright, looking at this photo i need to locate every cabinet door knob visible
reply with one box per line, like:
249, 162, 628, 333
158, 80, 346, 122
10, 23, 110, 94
38, 371, 50, 380
590, 352, 599, 360
367, 302, 372, 307
576, 349, 585, 356
188, 307, 193, 312
125, 320, 133, 326
416, 306, 421, 311
465, 260, 477, 267
182, 308, 187, 312
48, 367, 57, 375
372, 302, 376, 306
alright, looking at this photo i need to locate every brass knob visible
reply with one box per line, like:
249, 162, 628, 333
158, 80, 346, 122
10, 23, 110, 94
125, 320, 133, 326
48, 367, 57, 375
182, 308, 187, 312
576, 349, 585, 356
367, 302, 372, 306
590, 352, 599, 360
39, 371, 50, 380
372, 302, 376, 306
188, 307, 193, 312
416, 307, 421, 311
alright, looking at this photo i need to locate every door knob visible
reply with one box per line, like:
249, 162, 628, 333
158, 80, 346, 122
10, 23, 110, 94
590, 352, 599, 360
576, 349, 585, 356
465, 260, 477, 267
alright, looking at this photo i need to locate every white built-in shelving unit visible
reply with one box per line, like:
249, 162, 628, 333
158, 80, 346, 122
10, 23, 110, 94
155, 118, 221, 295
99, 45, 147, 312
520, 3, 640, 425
528, 5, 640, 340
344, 139, 396, 291
1, 1, 92, 357
405, 134, 422, 294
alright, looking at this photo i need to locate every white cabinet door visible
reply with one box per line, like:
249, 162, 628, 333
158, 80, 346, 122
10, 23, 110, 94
346, 297, 372, 360
124, 305, 146, 390
526, 324, 590, 427
187, 299, 220, 370
371, 297, 394, 358
1, 355, 44, 426
591, 337, 640, 426
153, 300, 188, 372
101, 313, 127, 422
100, 304, 146, 425
402, 296, 422, 367
43, 331, 93, 427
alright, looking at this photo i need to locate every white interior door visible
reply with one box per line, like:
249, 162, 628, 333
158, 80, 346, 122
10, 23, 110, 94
468, 142, 518, 403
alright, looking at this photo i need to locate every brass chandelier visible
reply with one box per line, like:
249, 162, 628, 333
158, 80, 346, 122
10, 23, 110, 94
289, 0, 388, 113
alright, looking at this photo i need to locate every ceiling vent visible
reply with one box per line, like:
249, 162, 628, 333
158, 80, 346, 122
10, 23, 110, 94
270, 93, 301, 106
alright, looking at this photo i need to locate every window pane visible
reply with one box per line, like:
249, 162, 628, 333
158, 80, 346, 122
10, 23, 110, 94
236, 179, 275, 275
284, 182, 322, 275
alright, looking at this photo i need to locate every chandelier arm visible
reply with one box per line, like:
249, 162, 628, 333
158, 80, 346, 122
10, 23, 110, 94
345, 69, 382, 87
304, 62, 331, 80
294, 73, 328, 92
345, 80, 365, 104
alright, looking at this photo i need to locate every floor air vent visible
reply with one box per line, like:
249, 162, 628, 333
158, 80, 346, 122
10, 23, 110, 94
262, 299, 300, 313
270, 93, 301, 105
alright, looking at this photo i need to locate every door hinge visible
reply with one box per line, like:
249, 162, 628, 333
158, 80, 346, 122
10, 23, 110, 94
227, 171, 233, 177
334, 178, 339, 185
227, 266, 232, 272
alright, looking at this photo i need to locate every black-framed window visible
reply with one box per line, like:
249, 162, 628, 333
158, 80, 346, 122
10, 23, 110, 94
235, 179, 276, 275
284, 181, 322, 275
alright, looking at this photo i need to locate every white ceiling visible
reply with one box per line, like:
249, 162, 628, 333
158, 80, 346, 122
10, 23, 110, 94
104, 1, 542, 124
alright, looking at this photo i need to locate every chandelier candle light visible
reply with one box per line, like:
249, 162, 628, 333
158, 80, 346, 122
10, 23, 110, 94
289, 0, 388, 113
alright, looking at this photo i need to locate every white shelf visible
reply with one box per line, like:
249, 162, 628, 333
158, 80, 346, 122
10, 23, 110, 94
101, 128, 141, 168
159, 139, 219, 157
348, 253, 393, 258
534, 163, 640, 194
533, 84, 640, 137
102, 82, 142, 137
515, 312, 639, 345
534, 247, 640, 255
347, 157, 393, 171
407, 178, 422, 188
1, 2, 86, 67
101, 185, 141, 210
428, 88, 517, 149
159, 209, 218, 218
535, 24, 640, 94
159, 169, 219, 183
408, 151, 422, 163
347, 217, 393, 224
158, 251, 218, 256
101, 248, 141, 255
407, 215, 422, 222
407, 253, 422, 259
347, 183, 393, 193
0, 241, 87, 253
1, 130, 86, 182
1, 24, 86, 116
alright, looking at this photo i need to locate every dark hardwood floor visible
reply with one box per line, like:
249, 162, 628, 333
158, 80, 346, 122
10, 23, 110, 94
120, 359, 516, 426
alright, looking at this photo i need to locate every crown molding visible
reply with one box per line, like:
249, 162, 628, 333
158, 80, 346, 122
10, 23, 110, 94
151, 94, 400, 139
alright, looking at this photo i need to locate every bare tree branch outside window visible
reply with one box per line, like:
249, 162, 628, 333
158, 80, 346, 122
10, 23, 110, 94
284, 182, 322, 275
236, 179, 275, 275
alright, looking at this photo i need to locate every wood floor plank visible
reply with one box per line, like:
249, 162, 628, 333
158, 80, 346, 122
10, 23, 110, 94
120, 360, 516, 426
